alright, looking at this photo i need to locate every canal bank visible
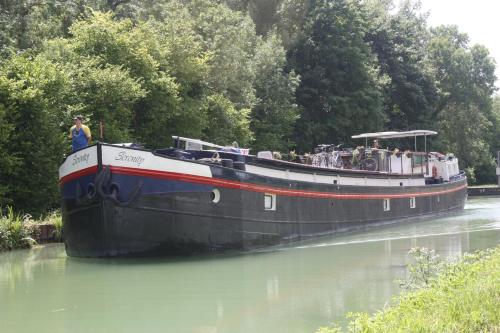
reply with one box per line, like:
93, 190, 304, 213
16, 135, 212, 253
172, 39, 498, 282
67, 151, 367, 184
468, 185, 500, 197
317, 246, 500, 333
1, 197, 499, 333
0, 210, 62, 252
467, 153, 500, 197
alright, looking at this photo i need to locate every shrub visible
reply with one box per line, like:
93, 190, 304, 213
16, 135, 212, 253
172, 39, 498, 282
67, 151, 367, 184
317, 246, 500, 333
398, 247, 444, 291
38, 210, 63, 242
0, 206, 37, 251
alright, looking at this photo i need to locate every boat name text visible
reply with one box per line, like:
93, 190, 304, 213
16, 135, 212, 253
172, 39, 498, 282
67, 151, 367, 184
72, 153, 90, 166
115, 151, 145, 166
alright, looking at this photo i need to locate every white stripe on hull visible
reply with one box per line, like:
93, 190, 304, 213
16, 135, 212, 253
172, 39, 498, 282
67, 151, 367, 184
59, 144, 427, 188
245, 164, 425, 187
59, 146, 98, 179
101, 145, 213, 178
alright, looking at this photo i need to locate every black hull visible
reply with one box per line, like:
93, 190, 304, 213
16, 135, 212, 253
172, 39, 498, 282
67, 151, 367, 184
62, 176, 467, 257
60, 143, 467, 257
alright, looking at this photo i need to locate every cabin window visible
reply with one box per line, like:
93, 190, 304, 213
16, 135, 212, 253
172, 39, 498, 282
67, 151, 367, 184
410, 197, 416, 209
383, 198, 391, 211
264, 193, 276, 211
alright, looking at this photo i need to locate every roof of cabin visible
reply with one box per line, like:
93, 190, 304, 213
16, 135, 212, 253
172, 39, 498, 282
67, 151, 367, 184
352, 130, 437, 139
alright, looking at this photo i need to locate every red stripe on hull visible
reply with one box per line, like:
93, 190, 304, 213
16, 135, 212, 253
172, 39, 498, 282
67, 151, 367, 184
102, 166, 466, 200
59, 166, 98, 185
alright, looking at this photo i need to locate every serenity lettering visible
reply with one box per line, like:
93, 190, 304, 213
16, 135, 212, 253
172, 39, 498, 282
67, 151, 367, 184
72, 153, 90, 166
115, 151, 145, 166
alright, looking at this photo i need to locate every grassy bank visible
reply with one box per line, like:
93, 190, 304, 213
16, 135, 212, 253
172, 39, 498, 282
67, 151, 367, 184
0, 207, 62, 252
318, 246, 500, 333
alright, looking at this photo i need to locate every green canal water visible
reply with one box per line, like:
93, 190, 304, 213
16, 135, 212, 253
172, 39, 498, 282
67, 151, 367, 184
1, 197, 500, 333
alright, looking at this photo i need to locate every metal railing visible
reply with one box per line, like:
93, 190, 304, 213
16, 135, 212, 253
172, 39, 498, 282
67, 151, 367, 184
339, 149, 428, 175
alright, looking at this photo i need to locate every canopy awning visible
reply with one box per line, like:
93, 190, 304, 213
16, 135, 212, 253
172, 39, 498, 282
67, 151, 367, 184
352, 130, 437, 139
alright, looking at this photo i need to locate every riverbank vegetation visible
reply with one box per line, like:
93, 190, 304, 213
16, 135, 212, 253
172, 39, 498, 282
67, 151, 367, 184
0, 207, 37, 251
317, 246, 500, 333
1, 0, 499, 215
0, 207, 62, 252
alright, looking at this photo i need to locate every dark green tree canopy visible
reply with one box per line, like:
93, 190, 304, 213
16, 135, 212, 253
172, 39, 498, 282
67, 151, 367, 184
366, 0, 438, 131
289, 0, 385, 151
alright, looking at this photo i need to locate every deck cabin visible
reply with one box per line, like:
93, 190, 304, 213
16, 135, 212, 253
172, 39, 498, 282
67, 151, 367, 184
169, 130, 460, 184
350, 130, 460, 181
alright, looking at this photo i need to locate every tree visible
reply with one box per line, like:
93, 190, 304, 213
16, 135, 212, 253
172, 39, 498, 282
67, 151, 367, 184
55, 10, 205, 147
190, 0, 259, 111
0, 55, 68, 214
251, 32, 299, 152
0, 78, 19, 207
224, 0, 281, 36
288, 0, 385, 152
365, 0, 438, 131
438, 103, 492, 168
201, 94, 252, 146
42, 8, 262, 148
276, 0, 310, 48
491, 95, 500, 157
428, 25, 497, 183
0, 0, 93, 56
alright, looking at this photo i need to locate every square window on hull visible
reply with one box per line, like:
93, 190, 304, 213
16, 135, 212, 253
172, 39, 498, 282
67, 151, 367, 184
410, 197, 416, 208
264, 193, 276, 211
383, 198, 390, 211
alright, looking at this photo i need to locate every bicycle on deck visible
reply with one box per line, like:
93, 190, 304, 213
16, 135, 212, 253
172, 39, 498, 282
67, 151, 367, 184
312, 144, 343, 169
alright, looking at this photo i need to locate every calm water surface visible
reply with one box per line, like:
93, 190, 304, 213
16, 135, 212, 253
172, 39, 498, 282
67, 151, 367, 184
1, 197, 500, 333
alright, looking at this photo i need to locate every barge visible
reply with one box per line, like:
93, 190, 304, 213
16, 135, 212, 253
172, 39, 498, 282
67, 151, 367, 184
59, 130, 467, 257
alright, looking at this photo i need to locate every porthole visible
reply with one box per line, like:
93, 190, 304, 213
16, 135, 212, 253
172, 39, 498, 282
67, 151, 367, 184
211, 188, 221, 203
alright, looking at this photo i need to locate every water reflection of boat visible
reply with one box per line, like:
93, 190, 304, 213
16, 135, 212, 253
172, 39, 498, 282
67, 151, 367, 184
59, 130, 467, 257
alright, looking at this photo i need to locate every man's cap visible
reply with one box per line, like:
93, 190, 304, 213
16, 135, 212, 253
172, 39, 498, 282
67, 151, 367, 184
73, 115, 83, 121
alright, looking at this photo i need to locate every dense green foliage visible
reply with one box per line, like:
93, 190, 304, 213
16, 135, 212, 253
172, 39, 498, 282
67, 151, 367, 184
289, 0, 385, 151
317, 246, 500, 333
0, 0, 499, 214
0, 207, 62, 251
0, 207, 37, 251
365, 0, 437, 131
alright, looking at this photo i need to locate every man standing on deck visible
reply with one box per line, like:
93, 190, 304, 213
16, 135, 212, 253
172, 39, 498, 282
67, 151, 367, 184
69, 115, 91, 151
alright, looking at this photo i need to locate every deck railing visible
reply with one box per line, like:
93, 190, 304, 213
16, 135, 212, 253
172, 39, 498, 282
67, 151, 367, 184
340, 149, 428, 175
